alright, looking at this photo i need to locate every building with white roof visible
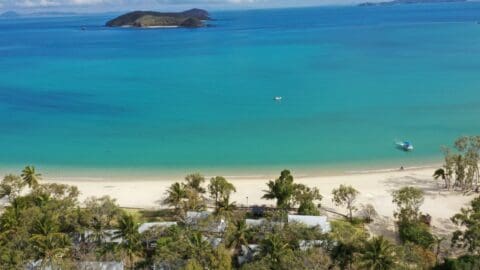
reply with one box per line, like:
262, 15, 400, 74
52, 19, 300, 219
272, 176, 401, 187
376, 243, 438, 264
287, 215, 331, 233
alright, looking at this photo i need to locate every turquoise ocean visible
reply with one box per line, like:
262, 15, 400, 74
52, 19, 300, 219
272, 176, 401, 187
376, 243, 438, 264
1, 2, 480, 176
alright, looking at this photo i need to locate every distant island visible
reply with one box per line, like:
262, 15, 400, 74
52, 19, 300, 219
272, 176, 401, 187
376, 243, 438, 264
359, 0, 466, 6
106, 9, 211, 28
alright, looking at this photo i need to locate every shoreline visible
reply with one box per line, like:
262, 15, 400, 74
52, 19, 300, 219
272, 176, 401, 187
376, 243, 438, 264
0, 156, 443, 181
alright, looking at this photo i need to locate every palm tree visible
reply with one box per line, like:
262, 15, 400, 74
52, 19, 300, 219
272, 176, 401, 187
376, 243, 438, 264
262, 170, 296, 209
162, 182, 186, 212
21, 165, 41, 189
30, 233, 71, 269
331, 242, 356, 270
30, 214, 71, 269
227, 219, 249, 257
216, 195, 236, 218
433, 168, 449, 189
259, 233, 291, 265
359, 236, 395, 270
88, 217, 112, 246
187, 231, 212, 266
113, 214, 141, 269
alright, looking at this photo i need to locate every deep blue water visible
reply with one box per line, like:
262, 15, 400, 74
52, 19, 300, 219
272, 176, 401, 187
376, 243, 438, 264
1, 2, 480, 174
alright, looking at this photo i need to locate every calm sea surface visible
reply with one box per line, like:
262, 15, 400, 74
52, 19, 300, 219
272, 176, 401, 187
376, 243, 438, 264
1, 3, 480, 175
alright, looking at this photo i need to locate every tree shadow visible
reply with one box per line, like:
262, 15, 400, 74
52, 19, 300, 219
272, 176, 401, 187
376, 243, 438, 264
380, 174, 449, 197
366, 215, 399, 244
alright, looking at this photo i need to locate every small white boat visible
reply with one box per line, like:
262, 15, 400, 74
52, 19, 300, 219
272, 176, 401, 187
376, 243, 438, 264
274, 96, 282, 101
396, 141, 414, 152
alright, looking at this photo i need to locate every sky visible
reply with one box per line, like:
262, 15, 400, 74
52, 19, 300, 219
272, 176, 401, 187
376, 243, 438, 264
0, 0, 379, 13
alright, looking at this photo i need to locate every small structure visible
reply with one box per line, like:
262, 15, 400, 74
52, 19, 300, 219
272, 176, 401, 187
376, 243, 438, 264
78, 262, 124, 270
287, 215, 331, 233
185, 211, 211, 225
237, 244, 260, 265
245, 218, 265, 227
299, 240, 324, 251
185, 211, 227, 233
209, 237, 223, 248
138, 222, 177, 234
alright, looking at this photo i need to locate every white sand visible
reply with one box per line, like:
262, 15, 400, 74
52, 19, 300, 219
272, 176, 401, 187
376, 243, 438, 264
37, 166, 475, 234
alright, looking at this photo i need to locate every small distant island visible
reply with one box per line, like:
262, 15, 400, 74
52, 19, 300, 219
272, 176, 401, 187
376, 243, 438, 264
106, 9, 211, 28
359, 0, 466, 6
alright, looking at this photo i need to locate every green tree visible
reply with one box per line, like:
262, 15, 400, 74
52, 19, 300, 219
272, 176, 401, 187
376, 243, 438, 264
359, 236, 396, 270
185, 173, 206, 194
210, 245, 232, 270
397, 242, 436, 269
84, 196, 121, 228
332, 185, 359, 221
451, 196, 480, 254
392, 186, 424, 224
21, 166, 41, 189
294, 184, 322, 216
208, 176, 236, 210
183, 259, 203, 270
183, 186, 206, 212
281, 248, 333, 270
262, 170, 296, 209
259, 233, 292, 266
0, 174, 25, 201
398, 222, 434, 249
328, 220, 367, 270
439, 136, 480, 191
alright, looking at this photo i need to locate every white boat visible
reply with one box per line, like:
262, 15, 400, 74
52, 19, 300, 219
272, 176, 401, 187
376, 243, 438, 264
274, 96, 282, 101
396, 141, 414, 152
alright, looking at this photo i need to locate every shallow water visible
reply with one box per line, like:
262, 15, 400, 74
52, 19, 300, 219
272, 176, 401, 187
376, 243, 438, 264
1, 3, 480, 174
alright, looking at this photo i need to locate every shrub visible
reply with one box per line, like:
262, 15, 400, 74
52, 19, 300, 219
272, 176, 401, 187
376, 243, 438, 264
398, 221, 435, 249
434, 255, 480, 270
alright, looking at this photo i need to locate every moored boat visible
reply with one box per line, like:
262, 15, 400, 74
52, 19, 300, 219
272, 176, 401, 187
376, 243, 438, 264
396, 141, 414, 152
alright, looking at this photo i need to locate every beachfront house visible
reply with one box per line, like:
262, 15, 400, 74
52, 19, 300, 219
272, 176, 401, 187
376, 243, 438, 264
287, 214, 331, 233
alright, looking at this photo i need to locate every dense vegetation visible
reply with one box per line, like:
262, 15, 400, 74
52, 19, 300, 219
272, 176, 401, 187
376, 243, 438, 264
1, 136, 480, 269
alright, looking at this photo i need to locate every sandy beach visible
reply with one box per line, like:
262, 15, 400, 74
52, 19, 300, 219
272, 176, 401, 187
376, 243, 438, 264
33, 166, 474, 236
